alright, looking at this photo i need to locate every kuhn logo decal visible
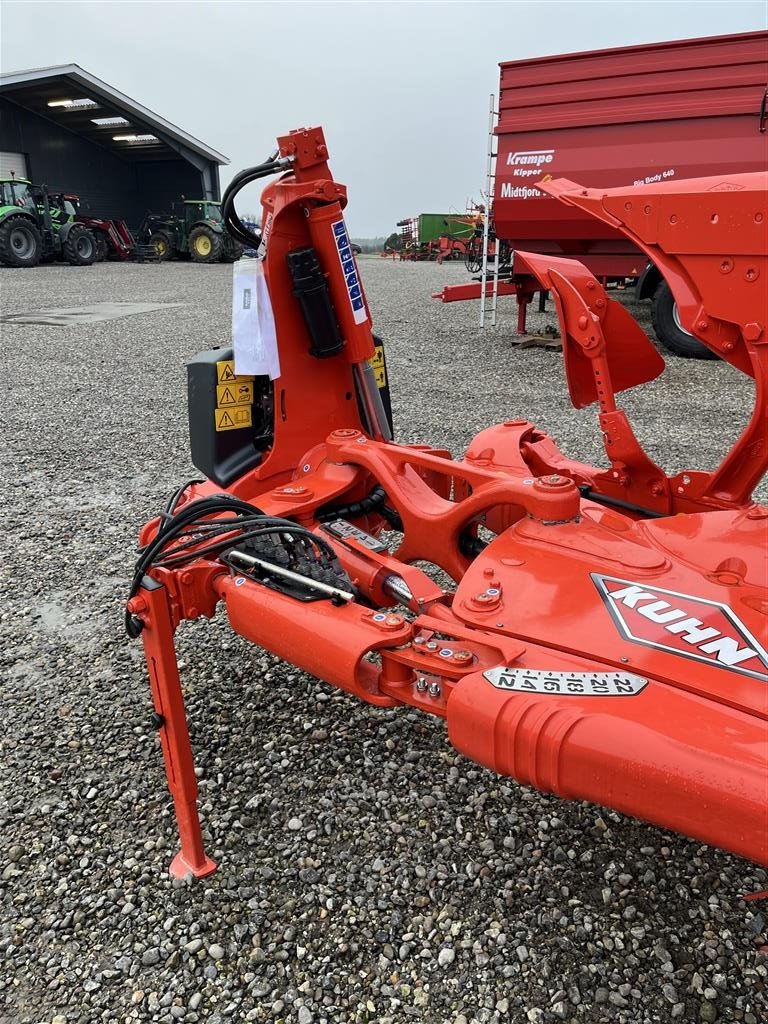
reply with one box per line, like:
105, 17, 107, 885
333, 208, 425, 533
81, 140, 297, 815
592, 574, 768, 681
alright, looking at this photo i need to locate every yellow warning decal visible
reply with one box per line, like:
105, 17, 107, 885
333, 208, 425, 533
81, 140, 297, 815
216, 359, 254, 385
217, 381, 254, 407
215, 405, 253, 432
370, 345, 385, 370
373, 366, 387, 389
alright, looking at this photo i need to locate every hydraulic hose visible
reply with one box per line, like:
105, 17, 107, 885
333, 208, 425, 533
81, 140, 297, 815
221, 152, 293, 249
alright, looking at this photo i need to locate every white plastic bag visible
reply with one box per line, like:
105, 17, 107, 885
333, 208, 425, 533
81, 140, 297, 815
231, 259, 281, 379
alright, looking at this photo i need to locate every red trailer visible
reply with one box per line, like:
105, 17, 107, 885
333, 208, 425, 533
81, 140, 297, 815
438, 31, 768, 357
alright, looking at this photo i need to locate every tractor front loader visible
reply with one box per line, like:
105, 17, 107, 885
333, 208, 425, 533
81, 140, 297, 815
127, 127, 767, 879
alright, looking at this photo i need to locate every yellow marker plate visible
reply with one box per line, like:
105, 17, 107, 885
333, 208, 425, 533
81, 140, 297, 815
373, 366, 387, 389
217, 381, 254, 407
370, 345, 385, 370
215, 405, 253, 431
216, 359, 254, 384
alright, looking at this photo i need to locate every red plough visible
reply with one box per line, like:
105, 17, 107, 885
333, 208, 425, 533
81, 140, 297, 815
126, 128, 767, 878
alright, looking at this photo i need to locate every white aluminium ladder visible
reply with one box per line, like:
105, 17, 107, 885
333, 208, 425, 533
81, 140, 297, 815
479, 94, 501, 328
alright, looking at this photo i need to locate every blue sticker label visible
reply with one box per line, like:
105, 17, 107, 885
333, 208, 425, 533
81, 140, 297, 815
331, 217, 368, 326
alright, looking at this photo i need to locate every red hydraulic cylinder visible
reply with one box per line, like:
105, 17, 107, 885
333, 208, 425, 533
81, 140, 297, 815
306, 203, 374, 363
215, 573, 410, 705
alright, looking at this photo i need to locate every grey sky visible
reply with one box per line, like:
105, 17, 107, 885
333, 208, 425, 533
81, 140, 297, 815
2, 1, 766, 236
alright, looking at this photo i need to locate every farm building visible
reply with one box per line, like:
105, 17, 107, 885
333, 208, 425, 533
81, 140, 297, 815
0, 63, 227, 225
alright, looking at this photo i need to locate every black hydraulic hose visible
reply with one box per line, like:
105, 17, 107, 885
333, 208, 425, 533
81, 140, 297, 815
221, 154, 291, 249
316, 485, 390, 523
161, 478, 204, 522
459, 532, 488, 559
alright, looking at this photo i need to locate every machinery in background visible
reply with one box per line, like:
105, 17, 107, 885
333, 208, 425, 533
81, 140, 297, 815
138, 199, 245, 264
396, 211, 479, 262
437, 30, 768, 357
0, 176, 97, 267
46, 192, 157, 262
126, 126, 767, 880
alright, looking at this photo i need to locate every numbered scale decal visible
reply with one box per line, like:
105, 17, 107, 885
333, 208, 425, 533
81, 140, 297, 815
483, 667, 649, 697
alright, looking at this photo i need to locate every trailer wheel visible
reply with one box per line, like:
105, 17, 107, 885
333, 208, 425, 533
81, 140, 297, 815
0, 215, 43, 268
189, 226, 222, 263
464, 235, 483, 274
651, 281, 717, 360
63, 225, 97, 266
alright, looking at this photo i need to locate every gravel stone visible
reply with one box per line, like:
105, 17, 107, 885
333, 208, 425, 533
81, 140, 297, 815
1, 258, 766, 1024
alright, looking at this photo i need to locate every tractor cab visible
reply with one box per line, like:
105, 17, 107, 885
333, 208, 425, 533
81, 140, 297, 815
0, 177, 35, 210
182, 199, 224, 226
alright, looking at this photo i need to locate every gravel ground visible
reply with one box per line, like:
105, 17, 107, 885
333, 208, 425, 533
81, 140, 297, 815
1, 257, 766, 1024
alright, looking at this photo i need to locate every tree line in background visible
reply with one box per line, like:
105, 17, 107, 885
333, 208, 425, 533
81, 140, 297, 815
235, 219, 396, 254
352, 236, 396, 253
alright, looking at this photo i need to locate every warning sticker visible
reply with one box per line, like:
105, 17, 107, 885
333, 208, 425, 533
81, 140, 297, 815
217, 381, 254, 406
215, 405, 253, 431
373, 366, 387, 389
370, 345, 385, 370
216, 359, 254, 385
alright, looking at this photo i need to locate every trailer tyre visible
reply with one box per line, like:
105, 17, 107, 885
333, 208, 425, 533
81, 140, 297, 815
651, 281, 717, 360
63, 225, 97, 266
189, 226, 222, 263
0, 215, 43, 268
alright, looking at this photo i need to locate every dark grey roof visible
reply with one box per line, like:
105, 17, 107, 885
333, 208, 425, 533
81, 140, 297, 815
0, 64, 229, 165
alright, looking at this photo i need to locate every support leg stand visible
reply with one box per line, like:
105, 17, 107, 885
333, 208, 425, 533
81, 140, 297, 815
135, 578, 217, 879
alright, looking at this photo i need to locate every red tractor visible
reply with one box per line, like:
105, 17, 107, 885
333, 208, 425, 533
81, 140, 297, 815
126, 127, 767, 879
47, 193, 149, 261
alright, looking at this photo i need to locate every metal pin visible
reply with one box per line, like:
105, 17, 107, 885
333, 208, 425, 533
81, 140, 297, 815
416, 677, 428, 692
427, 681, 441, 697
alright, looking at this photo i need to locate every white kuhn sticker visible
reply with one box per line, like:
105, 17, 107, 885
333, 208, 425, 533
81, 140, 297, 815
483, 667, 648, 697
592, 574, 768, 681
331, 218, 367, 325
256, 211, 272, 259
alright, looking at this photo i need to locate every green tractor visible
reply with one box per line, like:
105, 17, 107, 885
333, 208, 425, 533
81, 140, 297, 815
138, 200, 244, 264
0, 177, 98, 268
